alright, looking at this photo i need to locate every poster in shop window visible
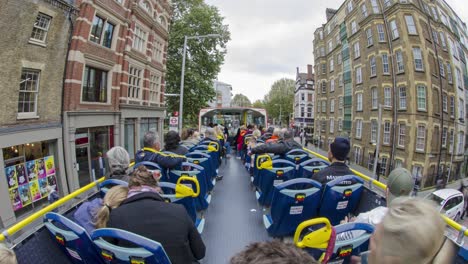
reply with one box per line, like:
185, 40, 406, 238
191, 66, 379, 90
29, 180, 41, 202
5, 165, 17, 190
26, 160, 37, 182
36, 158, 46, 179
47, 174, 57, 192
16, 164, 27, 186
45, 156, 55, 176
9, 188, 22, 211
39, 177, 48, 197
18, 183, 32, 207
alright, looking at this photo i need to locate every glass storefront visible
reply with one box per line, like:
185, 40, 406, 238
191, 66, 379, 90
2, 140, 59, 218
125, 119, 136, 159
139, 118, 158, 147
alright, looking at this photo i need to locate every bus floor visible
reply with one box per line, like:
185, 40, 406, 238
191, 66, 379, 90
201, 157, 270, 263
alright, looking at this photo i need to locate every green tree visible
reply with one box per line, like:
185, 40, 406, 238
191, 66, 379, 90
231, 94, 252, 107
252, 100, 265, 109
166, 0, 230, 126
263, 78, 295, 126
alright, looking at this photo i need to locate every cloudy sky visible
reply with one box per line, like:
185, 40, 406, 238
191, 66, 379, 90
204, 0, 468, 102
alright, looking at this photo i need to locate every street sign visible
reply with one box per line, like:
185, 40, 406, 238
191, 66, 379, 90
170, 117, 178, 125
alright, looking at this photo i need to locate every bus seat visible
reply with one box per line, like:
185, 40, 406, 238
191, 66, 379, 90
256, 159, 296, 206
132, 161, 167, 182
297, 158, 330, 179
43, 212, 103, 264
263, 178, 322, 237
186, 151, 216, 189
91, 228, 171, 264
186, 156, 214, 192
168, 162, 210, 211
285, 149, 311, 169
190, 146, 219, 172
330, 222, 374, 263
319, 175, 364, 225
98, 179, 128, 196
253, 154, 272, 187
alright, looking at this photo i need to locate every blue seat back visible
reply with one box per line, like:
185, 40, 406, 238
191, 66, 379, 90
329, 223, 374, 263
168, 162, 209, 211
132, 161, 168, 182
253, 155, 272, 187
285, 149, 311, 167
190, 146, 218, 171
297, 158, 330, 179
91, 228, 171, 264
319, 175, 364, 225
159, 182, 197, 223
186, 152, 215, 191
257, 159, 296, 206
267, 179, 322, 237
43, 212, 103, 264
98, 179, 128, 196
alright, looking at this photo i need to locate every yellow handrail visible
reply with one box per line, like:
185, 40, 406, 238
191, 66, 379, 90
0, 177, 105, 242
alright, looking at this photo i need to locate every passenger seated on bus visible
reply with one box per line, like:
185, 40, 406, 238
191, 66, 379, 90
107, 146, 131, 182
164, 131, 188, 155
230, 240, 318, 264
358, 197, 456, 264
235, 125, 247, 159
265, 128, 281, 143
135, 131, 186, 169
311, 137, 356, 185
0, 243, 17, 264
251, 129, 302, 156
107, 166, 206, 264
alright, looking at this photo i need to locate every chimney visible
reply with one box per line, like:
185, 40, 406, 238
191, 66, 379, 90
296, 67, 300, 75
307, 64, 313, 79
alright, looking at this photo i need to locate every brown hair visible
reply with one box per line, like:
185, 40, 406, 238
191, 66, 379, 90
128, 165, 159, 188
95, 185, 129, 229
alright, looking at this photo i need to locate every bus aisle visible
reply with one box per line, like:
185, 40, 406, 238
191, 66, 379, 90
201, 156, 270, 263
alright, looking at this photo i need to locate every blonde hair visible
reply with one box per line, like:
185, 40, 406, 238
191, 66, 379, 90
0, 243, 17, 264
380, 197, 455, 264
95, 185, 129, 229
272, 128, 281, 136
252, 129, 261, 139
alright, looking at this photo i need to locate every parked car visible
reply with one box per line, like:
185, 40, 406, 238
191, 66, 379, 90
425, 189, 465, 221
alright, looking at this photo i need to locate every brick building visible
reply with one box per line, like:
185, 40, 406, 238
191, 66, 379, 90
294, 65, 315, 133
314, 0, 468, 187
63, 0, 171, 190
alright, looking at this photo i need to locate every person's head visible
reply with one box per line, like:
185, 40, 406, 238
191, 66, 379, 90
106, 146, 130, 175
252, 129, 261, 139
0, 243, 17, 264
192, 131, 200, 140
385, 168, 414, 205
327, 137, 350, 162
247, 124, 253, 130
230, 240, 318, 264
368, 197, 455, 264
164, 131, 181, 151
143, 131, 161, 150
95, 185, 129, 229
214, 125, 223, 137
267, 126, 275, 133
128, 165, 159, 189
283, 129, 294, 141
272, 128, 281, 137
205, 127, 217, 140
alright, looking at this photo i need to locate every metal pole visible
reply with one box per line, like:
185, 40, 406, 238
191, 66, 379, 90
373, 104, 382, 179
279, 105, 282, 126
178, 36, 188, 133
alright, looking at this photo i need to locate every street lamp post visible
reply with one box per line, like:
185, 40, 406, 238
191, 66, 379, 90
179, 34, 221, 133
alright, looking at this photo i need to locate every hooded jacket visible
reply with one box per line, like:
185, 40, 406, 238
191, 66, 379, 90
251, 139, 303, 155
134, 147, 186, 169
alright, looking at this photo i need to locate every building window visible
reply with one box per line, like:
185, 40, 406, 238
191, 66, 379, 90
321, 100, 326, 113
354, 147, 361, 164
450, 96, 455, 117
371, 0, 379, 13
354, 42, 360, 58
301, 93, 305, 100
413, 48, 424, 71
128, 67, 142, 99
382, 54, 389, 74
125, 119, 136, 158
140, 0, 151, 13
18, 69, 40, 116
328, 40, 333, 53
449, 130, 454, 153
330, 118, 335, 133
442, 127, 447, 147
339, 75, 343, 87
417, 85, 426, 111
330, 99, 335, 112
383, 121, 391, 144
356, 119, 362, 138
351, 21, 357, 35
322, 63, 326, 74
405, 15, 417, 35
432, 30, 439, 44
356, 66, 362, 84
371, 120, 377, 143
380, 157, 388, 176
338, 119, 343, 131
149, 74, 161, 103
371, 87, 378, 109
329, 59, 334, 72
140, 118, 158, 147
439, 59, 445, 77
416, 125, 426, 151
377, 24, 385, 42
384, 87, 391, 107
30, 13, 52, 43
133, 25, 147, 53
459, 98, 465, 119
431, 6, 439, 20
301, 106, 305, 117
330, 79, 335, 92
337, 53, 342, 64
456, 68, 463, 89
347, 0, 353, 13
366, 28, 374, 46
442, 94, 448, 112
396, 50, 404, 73
82, 66, 108, 103
361, 4, 368, 18
383, 0, 392, 8
357, 93, 363, 111
447, 63, 453, 83
307, 107, 312, 118
398, 123, 405, 147
153, 37, 164, 62
458, 132, 464, 155
390, 20, 399, 40
339, 96, 343, 109
399, 86, 407, 109
440, 32, 446, 49
321, 81, 327, 93
89, 15, 115, 48
370, 56, 376, 76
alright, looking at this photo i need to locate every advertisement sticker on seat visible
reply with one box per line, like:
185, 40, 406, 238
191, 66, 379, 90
273, 179, 283, 186
337, 201, 348, 209
101, 249, 114, 261
66, 247, 82, 261
276, 170, 284, 177
193, 160, 200, 164
130, 256, 146, 264
313, 169, 320, 174
337, 245, 353, 258
55, 233, 65, 245
343, 189, 352, 197
290, 205, 304, 215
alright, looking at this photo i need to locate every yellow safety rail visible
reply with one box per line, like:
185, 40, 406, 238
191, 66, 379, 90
301, 147, 468, 242
0, 177, 105, 242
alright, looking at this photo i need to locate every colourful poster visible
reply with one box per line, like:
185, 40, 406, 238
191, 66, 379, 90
47, 175, 57, 192
5, 166, 17, 189
26, 160, 37, 182
45, 156, 55, 176
16, 164, 27, 186
29, 180, 41, 202
9, 188, 22, 211
36, 158, 46, 179
38, 178, 48, 197
18, 184, 32, 206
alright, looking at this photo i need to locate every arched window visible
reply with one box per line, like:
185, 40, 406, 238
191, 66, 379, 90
159, 16, 167, 29
140, 0, 151, 13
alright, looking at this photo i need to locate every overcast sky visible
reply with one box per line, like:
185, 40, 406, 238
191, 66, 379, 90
204, 0, 468, 102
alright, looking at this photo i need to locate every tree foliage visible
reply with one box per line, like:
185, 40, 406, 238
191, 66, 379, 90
252, 100, 265, 109
231, 94, 252, 107
263, 78, 295, 126
166, 0, 230, 125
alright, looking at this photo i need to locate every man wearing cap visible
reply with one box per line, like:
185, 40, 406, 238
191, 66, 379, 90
312, 137, 355, 185
251, 129, 302, 155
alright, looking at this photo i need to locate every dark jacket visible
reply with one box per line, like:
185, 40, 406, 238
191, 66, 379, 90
251, 139, 303, 155
164, 145, 189, 156
134, 148, 186, 169
107, 192, 206, 264
312, 162, 357, 185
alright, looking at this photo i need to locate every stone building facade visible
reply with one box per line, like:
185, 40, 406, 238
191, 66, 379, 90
314, 0, 468, 187
209, 80, 233, 108
294, 65, 315, 132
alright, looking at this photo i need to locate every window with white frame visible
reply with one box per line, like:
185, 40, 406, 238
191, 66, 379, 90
439, 59, 445, 77
322, 63, 326, 74
405, 15, 417, 35
399, 86, 407, 109
394, 159, 403, 168
370, 56, 376, 76
351, 21, 357, 35
128, 66, 142, 99
396, 50, 404, 73
371, 0, 379, 13
149, 73, 161, 103
417, 85, 426, 111
89, 15, 115, 48
82, 66, 108, 103
339, 96, 343, 109
431, 6, 439, 20
356, 119, 362, 138
330, 79, 335, 92
442, 127, 447, 147
354, 147, 361, 164
371, 120, 377, 143
328, 40, 333, 53
413, 47, 424, 71
339, 75, 343, 87
382, 54, 389, 74
354, 42, 360, 58
449, 130, 454, 153
330, 118, 335, 133
338, 119, 343, 131
356, 66, 362, 84
456, 68, 463, 89
301, 106, 305, 117
347, 0, 353, 13
447, 63, 453, 83
459, 98, 465, 119
322, 100, 327, 113
442, 93, 448, 112
18, 69, 40, 116
153, 37, 164, 62
458, 132, 464, 155
319, 30, 323, 40
377, 24, 385, 42
361, 4, 368, 18
320, 47, 325, 57
132, 25, 147, 53
390, 20, 399, 40
140, 0, 151, 13
321, 81, 327, 93
371, 87, 378, 109
366, 28, 374, 46
329, 58, 334, 72
432, 30, 439, 44
450, 96, 455, 117
380, 157, 388, 176
384, 87, 391, 107
384, 121, 391, 144
398, 123, 405, 147
307, 107, 312, 117
30, 13, 52, 43
357, 93, 363, 111
330, 99, 335, 113
440, 32, 446, 49
416, 125, 426, 151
